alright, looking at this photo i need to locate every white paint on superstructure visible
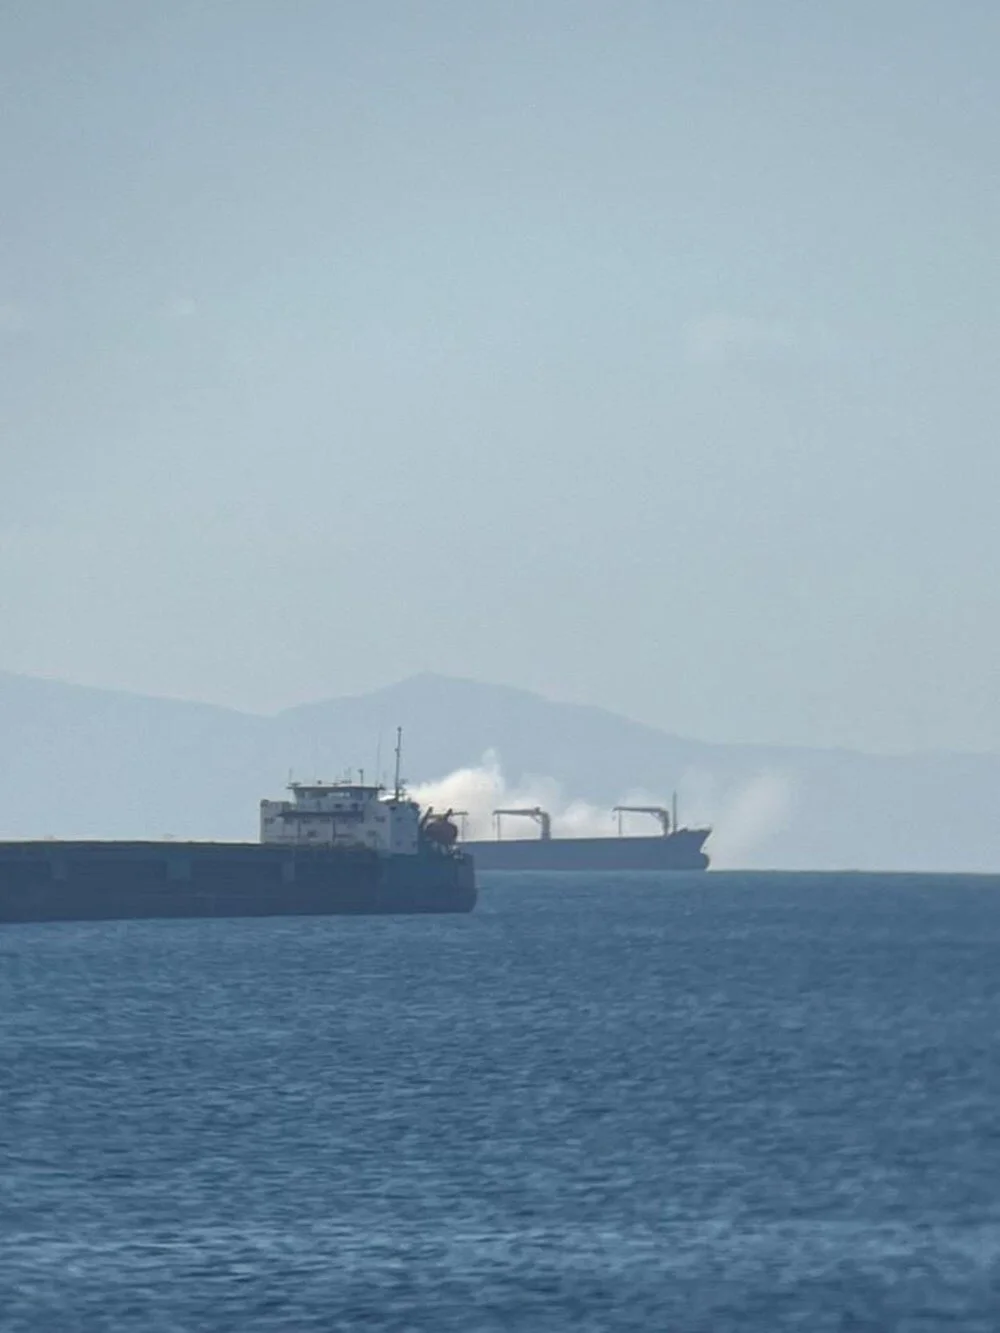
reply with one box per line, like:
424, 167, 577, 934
259, 782, 421, 854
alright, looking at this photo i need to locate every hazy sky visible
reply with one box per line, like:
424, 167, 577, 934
1, 1, 998, 752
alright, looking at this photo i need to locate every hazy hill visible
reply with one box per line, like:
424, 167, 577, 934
0, 670, 997, 871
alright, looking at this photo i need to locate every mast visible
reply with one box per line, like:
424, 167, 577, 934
393, 726, 403, 801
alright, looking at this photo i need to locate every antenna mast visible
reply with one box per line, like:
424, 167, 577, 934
393, 726, 403, 800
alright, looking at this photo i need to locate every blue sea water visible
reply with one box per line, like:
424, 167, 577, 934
2, 871, 1000, 1332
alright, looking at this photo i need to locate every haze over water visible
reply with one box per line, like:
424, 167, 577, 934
4, 872, 1000, 1331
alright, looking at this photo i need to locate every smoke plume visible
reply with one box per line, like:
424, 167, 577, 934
411, 751, 610, 840
412, 753, 793, 866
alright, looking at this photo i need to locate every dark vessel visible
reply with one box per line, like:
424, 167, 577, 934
0, 767, 475, 925
464, 800, 710, 871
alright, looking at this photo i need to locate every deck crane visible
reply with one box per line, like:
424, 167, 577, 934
612, 801, 678, 837
492, 807, 552, 841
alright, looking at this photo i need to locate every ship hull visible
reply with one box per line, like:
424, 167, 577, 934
0, 841, 476, 924
465, 830, 710, 871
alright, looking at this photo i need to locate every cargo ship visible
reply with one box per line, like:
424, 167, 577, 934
0, 762, 475, 925
462, 798, 710, 871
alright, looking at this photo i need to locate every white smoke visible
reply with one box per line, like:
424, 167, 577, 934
412, 753, 794, 867
411, 751, 611, 841
703, 771, 794, 868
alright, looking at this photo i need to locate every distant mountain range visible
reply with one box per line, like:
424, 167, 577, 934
0, 669, 997, 871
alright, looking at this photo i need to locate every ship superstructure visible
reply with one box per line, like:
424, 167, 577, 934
261, 781, 423, 854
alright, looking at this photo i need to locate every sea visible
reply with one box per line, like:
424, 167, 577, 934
2, 871, 1000, 1332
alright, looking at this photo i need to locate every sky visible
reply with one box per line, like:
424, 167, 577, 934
1, 0, 998, 753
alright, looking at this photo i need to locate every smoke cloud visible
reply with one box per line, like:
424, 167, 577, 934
702, 771, 794, 867
411, 751, 611, 841
412, 754, 794, 867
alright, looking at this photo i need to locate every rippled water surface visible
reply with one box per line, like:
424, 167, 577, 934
3, 872, 1000, 1331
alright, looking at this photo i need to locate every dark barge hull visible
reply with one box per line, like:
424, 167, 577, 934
0, 841, 476, 924
464, 830, 710, 871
